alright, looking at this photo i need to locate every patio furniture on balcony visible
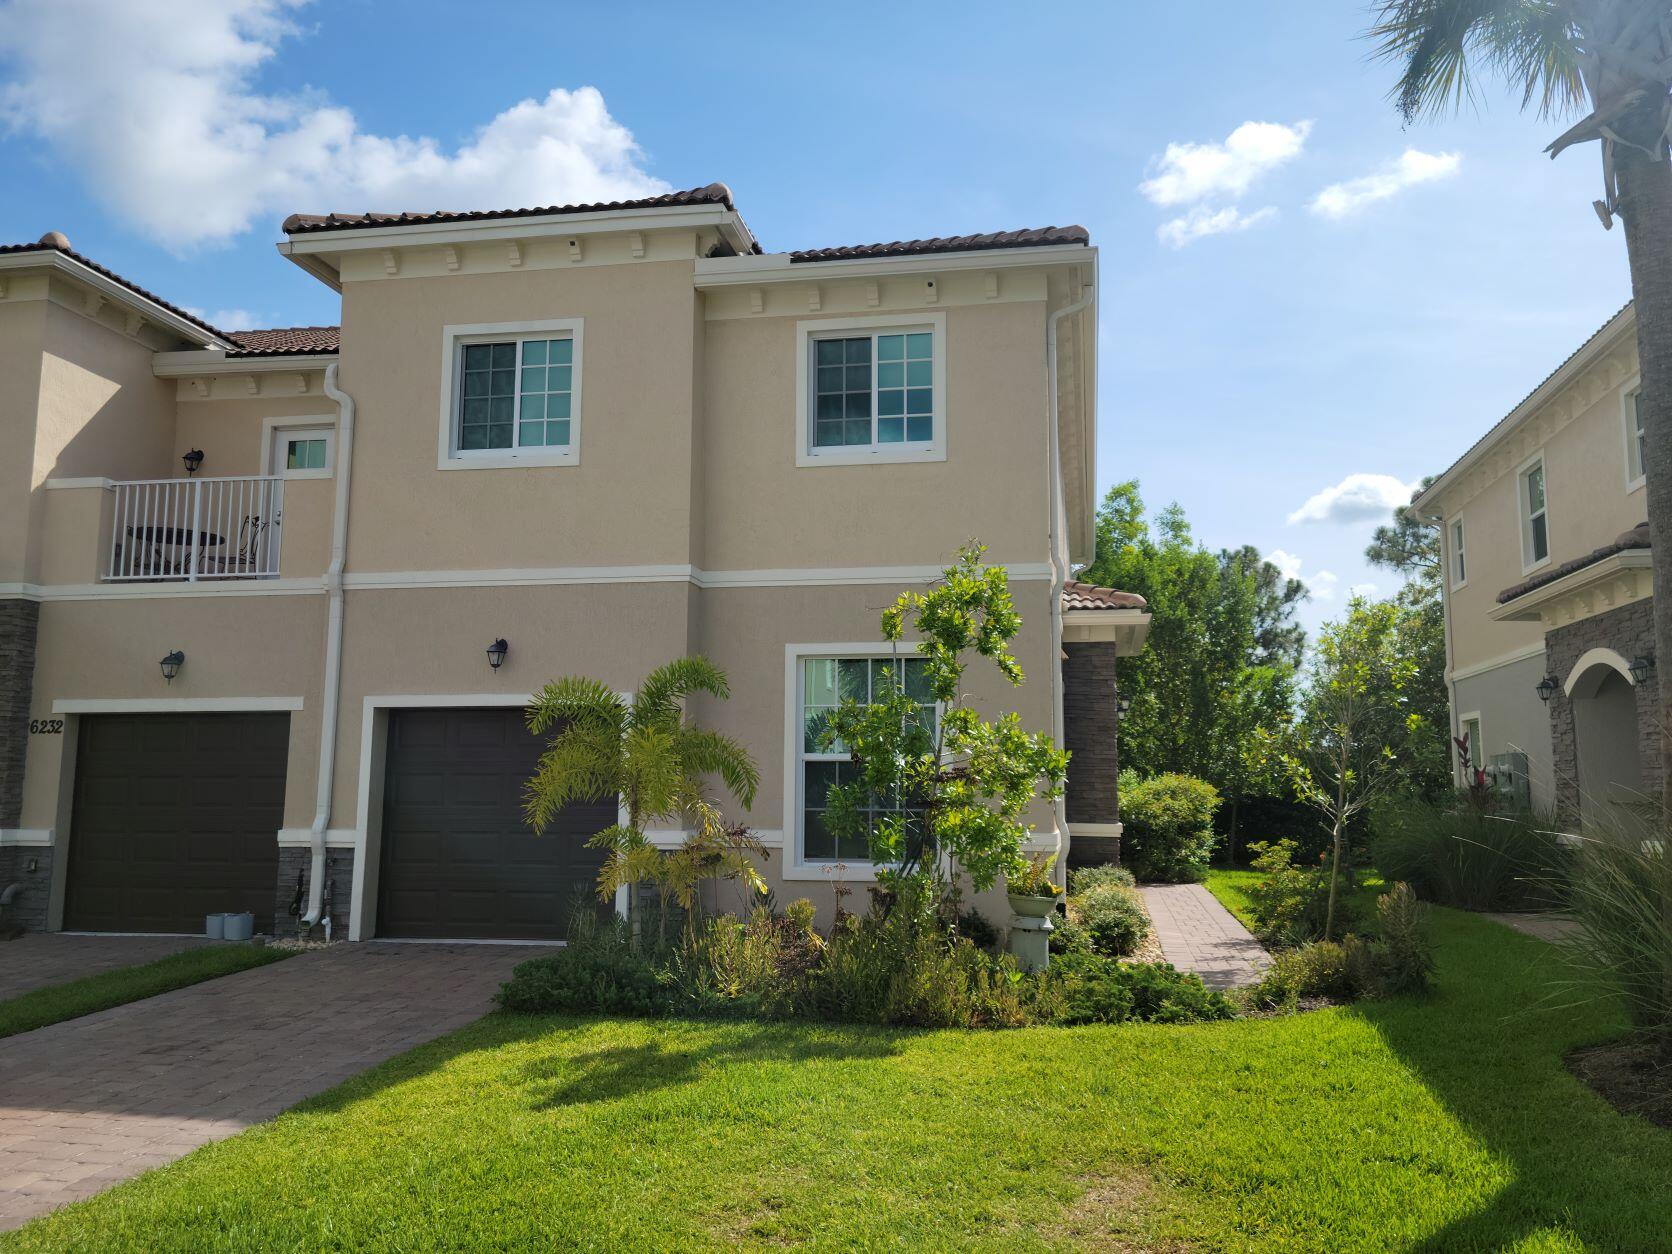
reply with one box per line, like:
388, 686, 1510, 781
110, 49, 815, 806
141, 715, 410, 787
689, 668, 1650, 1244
106, 476, 283, 582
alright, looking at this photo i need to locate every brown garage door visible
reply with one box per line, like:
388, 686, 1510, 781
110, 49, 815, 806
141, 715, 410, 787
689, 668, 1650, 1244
377, 707, 613, 940
64, 712, 288, 934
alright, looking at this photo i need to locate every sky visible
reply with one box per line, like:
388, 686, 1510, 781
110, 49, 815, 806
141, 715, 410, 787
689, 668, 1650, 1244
0, 0, 1633, 642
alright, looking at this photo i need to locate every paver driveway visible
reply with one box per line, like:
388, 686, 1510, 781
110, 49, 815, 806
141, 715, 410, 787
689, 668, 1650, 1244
0, 940, 547, 1231
0, 934, 209, 1002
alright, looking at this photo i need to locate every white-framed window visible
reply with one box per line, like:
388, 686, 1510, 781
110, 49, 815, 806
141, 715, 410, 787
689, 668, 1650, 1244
1625, 383, 1646, 490
784, 644, 939, 873
1460, 714, 1483, 772
1518, 454, 1550, 571
1449, 517, 1467, 589
260, 416, 336, 480
795, 312, 947, 467
436, 319, 583, 469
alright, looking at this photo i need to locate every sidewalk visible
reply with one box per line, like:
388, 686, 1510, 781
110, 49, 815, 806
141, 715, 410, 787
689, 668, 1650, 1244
1139, 883, 1272, 989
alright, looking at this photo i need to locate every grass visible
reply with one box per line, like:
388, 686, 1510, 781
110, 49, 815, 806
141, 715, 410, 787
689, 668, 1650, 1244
0, 944, 290, 1040
1205, 865, 1389, 933
5, 909, 1667, 1251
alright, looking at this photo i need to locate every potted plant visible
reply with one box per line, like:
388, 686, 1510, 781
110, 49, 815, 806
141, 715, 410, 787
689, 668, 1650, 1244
1006, 852, 1061, 919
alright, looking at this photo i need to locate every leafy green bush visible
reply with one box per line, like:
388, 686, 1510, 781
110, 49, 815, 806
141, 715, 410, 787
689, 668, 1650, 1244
1122, 773, 1221, 882
1047, 951, 1234, 1025
1077, 883, 1150, 958
956, 908, 1001, 952
1069, 863, 1136, 894
1248, 936, 1383, 1010
1375, 882, 1435, 996
1048, 910, 1094, 956
498, 916, 671, 1017
1370, 794, 1566, 911
1243, 839, 1340, 946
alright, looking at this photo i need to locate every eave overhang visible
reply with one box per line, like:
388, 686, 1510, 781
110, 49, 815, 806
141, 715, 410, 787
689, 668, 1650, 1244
0, 250, 234, 350
1063, 608, 1150, 653
1489, 550, 1652, 626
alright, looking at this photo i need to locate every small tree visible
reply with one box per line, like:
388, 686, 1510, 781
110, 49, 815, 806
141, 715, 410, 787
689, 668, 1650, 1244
822, 544, 1069, 895
523, 656, 762, 942
1271, 598, 1421, 939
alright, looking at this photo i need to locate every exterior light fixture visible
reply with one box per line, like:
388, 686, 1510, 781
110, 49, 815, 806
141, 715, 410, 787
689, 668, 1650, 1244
486, 638, 509, 670
1115, 695, 1132, 721
1534, 675, 1559, 703
181, 449, 205, 475
159, 650, 185, 683
1629, 654, 1656, 686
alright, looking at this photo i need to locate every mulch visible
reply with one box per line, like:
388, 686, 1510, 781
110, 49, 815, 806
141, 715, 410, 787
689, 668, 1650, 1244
1567, 1039, 1672, 1130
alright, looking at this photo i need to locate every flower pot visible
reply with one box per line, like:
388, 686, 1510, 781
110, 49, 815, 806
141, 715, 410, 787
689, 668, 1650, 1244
1007, 891, 1058, 920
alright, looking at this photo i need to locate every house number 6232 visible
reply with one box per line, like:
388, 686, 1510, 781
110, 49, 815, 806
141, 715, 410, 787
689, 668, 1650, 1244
28, 719, 64, 735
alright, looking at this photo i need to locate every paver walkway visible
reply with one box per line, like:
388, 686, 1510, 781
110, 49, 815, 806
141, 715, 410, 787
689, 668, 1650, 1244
1140, 883, 1271, 989
0, 940, 547, 1231
0, 934, 209, 1002
1484, 911, 1580, 944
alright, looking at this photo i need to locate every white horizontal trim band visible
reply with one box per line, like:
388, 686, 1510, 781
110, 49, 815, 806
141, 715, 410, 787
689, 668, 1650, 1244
0, 829, 53, 847
52, 696, 305, 714
1447, 642, 1547, 684
276, 828, 358, 848
696, 244, 1096, 287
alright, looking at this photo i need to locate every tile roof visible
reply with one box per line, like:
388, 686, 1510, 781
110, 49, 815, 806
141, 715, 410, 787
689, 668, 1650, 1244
0, 238, 228, 343
789, 225, 1089, 264
1496, 522, 1650, 604
280, 183, 742, 237
1062, 580, 1147, 611
224, 326, 340, 357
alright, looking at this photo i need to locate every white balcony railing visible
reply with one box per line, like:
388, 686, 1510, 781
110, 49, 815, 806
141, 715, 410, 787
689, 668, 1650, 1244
106, 476, 284, 581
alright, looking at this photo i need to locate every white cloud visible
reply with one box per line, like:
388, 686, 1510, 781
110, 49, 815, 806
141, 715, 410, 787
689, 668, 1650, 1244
1267, 549, 1305, 582
187, 306, 260, 330
0, 0, 667, 249
1266, 549, 1339, 599
1140, 121, 1311, 207
1157, 205, 1277, 249
1287, 473, 1419, 526
1311, 571, 1340, 600
1349, 582, 1381, 600
1309, 149, 1460, 220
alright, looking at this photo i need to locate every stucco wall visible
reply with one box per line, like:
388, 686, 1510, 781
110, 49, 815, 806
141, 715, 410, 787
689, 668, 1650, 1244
1452, 651, 1557, 813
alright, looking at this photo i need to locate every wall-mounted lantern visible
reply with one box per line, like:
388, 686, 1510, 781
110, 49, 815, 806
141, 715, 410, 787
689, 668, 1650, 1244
1115, 695, 1132, 721
159, 650, 185, 683
486, 638, 509, 670
182, 449, 205, 475
1629, 654, 1656, 686
1534, 674, 1559, 703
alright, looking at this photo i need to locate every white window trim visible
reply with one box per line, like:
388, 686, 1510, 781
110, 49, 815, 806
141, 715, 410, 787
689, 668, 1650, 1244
1448, 515, 1467, 591
1458, 711, 1484, 775
436, 318, 584, 471
782, 641, 944, 882
1515, 450, 1551, 575
794, 311, 948, 468
260, 415, 337, 480
1623, 375, 1645, 492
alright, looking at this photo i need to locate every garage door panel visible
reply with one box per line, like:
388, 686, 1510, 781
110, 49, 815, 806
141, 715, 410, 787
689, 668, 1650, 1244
64, 713, 288, 934
377, 707, 610, 940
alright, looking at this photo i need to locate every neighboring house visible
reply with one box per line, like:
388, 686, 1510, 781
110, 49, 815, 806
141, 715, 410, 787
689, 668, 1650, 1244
1413, 303, 1655, 830
0, 186, 1150, 940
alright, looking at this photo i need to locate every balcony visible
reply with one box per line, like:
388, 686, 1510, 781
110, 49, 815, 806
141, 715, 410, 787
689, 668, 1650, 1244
105, 476, 284, 582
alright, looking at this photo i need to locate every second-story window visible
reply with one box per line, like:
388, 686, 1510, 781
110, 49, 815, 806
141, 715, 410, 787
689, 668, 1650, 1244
1626, 388, 1646, 488
796, 313, 946, 467
440, 319, 582, 469
1520, 457, 1549, 568
1450, 517, 1466, 587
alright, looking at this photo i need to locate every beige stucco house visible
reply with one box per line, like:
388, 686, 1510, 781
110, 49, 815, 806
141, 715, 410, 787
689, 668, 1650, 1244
1413, 303, 1655, 829
0, 185, 1149, 941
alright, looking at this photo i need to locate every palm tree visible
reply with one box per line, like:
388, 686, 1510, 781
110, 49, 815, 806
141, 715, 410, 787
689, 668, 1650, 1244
1369, 1, 1672, 808
523, 656, 761, 939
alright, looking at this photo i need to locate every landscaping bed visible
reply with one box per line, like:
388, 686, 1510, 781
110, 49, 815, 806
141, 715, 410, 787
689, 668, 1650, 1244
6, 908, 1668, 1251
0, 944, 290, 1040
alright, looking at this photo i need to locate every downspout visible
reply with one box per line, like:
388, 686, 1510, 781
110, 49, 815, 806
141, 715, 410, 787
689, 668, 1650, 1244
301, 361, 355, 929
1046, 272, 1095, 882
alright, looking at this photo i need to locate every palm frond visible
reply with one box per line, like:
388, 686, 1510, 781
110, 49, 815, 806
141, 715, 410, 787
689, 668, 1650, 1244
1367, 0, 1560, 123
676, 725, 762, 809
526, 677, 627, 737
523, 723, 623, 832
633, 656, 732, 729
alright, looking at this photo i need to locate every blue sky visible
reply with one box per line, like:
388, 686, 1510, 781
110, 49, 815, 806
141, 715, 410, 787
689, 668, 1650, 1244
0, 0, 1632, 641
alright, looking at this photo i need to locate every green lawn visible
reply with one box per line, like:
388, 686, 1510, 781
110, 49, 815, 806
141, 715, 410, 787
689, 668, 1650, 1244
0, 944, 289, 1041
5, 910, 1666, 1251
1205, 865, 1389, 932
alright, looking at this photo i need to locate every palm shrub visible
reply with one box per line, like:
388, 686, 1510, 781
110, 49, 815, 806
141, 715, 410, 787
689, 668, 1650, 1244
1563, 830, 1672, 1056
1370, 794, 1566, 912
523, 656, 762, 944
1121, 773, 1221, 882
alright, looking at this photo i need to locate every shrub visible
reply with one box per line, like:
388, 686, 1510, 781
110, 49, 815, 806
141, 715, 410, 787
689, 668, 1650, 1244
1121, 773, 1221, 882
1068, 863, 1136, 894
498, 916, 671, 1017
1244, 839, 1336, 946
1047, 951, 1234, 1025
1248, 936, 1383, 1010
1563, 831, 1672, 1052
1048, 910, 1094, 956
1076, 883, 1150, 958
1376, 882, 1435, 996
956, 908, 1002, 952
1370, 794, 1566, 912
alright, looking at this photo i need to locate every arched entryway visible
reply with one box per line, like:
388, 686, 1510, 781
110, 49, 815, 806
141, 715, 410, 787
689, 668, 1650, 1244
1565, 649, 1649, 833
